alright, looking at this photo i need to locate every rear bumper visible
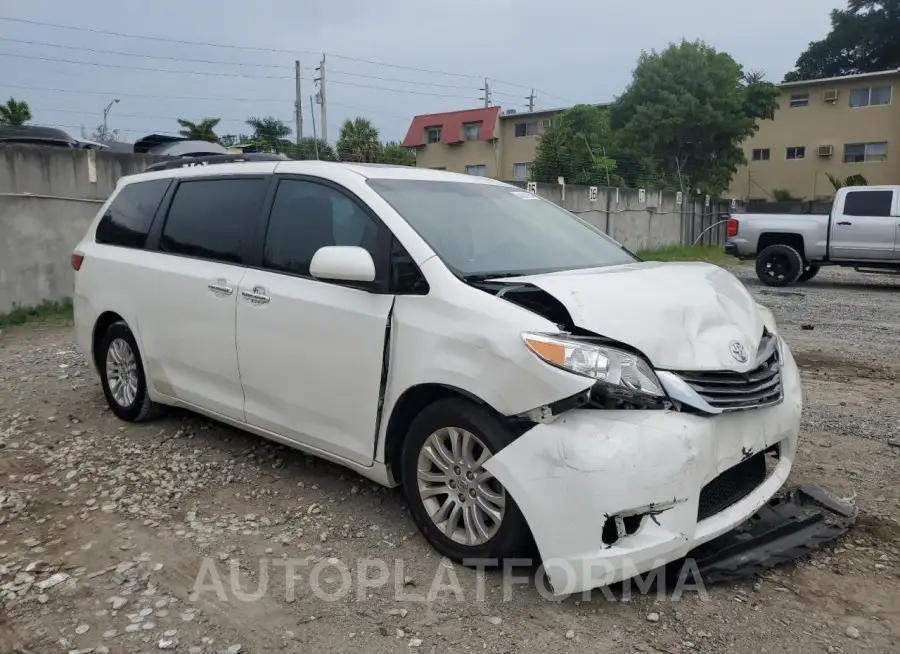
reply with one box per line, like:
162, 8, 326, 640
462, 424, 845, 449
484, 341, 803, 595
724, 242, 739, 256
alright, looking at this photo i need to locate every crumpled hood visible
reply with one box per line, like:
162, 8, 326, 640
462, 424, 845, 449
506, 261, 766, 371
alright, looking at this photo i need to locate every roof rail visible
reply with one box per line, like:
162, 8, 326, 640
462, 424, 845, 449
143, 153, 290, 173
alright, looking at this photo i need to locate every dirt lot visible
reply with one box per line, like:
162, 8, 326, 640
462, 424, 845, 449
2, 267, 899, 654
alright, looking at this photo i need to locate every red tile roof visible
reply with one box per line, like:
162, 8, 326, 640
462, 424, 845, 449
401, 107, 500, 147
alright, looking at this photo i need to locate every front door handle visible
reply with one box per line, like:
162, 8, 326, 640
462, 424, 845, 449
207, 283, 234, 295
241, 288, 270, 304
836, 221, 852, 226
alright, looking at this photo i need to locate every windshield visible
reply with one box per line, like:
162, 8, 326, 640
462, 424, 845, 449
366, 179, 636, 278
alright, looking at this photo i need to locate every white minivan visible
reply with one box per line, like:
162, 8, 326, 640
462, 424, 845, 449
73, 157, 802, 594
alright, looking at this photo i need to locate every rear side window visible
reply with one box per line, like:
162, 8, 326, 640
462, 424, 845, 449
159, 178, 268, 264
843, 190, 893, 217
95, 179, 170, 248
263, 179, 381, 277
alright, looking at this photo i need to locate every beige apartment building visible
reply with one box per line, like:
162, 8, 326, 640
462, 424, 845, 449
401, 106, 563, 181
731, 68, 900, 201
403, 69, 899, 200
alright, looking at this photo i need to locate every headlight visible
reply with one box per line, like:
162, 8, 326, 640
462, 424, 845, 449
522, 332, 665, 398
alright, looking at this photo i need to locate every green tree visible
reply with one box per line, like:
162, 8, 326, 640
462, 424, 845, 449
784, 1, 900, 82
246, 116, 293, 154
176, 117, 221, 143
337, 117, 381, 163
0, 97, 32, 126
379, 141, 416, 166
530, 104, 619, 186
610, 40, 779, 196
290, 137, 337, 161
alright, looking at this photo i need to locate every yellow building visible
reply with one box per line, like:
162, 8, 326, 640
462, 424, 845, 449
731, 68, 900, 201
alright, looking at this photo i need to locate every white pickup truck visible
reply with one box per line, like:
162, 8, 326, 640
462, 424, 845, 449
725, 185, 900, 287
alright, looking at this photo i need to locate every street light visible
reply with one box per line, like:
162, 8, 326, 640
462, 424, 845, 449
102, 98, 120, 136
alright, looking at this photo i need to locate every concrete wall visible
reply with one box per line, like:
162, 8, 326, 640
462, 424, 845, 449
0, 144, 728, 313
511, 182, 729, 253
0, 145, 165, 312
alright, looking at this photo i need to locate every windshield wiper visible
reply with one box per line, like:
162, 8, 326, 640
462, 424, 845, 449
461, 272, 529, 283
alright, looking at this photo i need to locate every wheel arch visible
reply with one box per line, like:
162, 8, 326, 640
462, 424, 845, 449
758, 232, 805, 260
382, 383, 516, 486
92, 311, 127, 372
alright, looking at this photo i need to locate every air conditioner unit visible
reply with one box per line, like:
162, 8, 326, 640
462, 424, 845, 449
823, 89, 839, 103
817, 144, 834, 157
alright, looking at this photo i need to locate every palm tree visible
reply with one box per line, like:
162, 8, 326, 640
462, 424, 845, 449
0, 97, 33, 126
826, 172, 869, 191
337, 117, 381, 163
245, 116, 293, 154
176, 118, 221, 143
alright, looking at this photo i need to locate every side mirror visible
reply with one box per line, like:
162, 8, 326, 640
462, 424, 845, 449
309, 246, 376, 283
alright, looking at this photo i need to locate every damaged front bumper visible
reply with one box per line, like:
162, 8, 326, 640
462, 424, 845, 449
484, 340, 805, 595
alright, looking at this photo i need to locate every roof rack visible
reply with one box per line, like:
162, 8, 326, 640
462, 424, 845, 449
143, 153, 290, 173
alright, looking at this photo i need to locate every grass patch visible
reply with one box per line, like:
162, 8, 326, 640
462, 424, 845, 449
0, 297, 74, 328
637, 244, 741, 265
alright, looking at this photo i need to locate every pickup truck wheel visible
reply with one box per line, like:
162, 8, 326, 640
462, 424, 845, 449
797, 264, 820, 282
756, 244, 803, 287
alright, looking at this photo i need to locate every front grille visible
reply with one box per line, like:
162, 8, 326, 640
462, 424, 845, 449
697, 452, 767, 522
676, 331, 782, 412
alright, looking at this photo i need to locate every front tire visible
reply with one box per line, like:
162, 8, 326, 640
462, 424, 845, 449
797, 264, 820, 282
401, 398, 532, 563
98, 321, 159, 422
756, 244, 804, 287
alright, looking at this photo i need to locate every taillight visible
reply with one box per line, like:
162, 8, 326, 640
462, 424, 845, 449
71, 254, 84, 271
727, 217, 739, 238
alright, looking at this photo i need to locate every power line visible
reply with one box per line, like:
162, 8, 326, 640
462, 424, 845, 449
0, 36, 523, 98
0, 36, 292, 69
0, 51, 484, 100
0, 15, 575, 103
0, 82, 293, 104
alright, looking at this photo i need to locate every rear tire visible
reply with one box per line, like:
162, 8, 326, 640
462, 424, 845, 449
756, 244, 804, 287
98, 321, 160, 422
401, 398, 533, 564
797, 264, 820, 282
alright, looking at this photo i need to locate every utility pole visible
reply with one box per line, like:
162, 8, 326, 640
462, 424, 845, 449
314, 55, 327, 143
525, 89, 535, 112
294, 61, 303, 143
309, 95, 319, 160
480, 78, 492, 108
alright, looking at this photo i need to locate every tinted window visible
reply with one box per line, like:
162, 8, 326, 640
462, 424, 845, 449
159, 178, 268, 264
95, 179, 170, 248
263, 179, 380, 276
844, 190, 893, 217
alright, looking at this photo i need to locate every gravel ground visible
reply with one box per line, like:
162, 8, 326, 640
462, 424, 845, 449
1, 266, 899, 654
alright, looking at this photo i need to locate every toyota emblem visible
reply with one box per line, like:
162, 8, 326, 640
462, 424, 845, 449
729, 341, 748, 363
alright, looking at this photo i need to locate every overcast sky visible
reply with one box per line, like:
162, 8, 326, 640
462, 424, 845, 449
0, 0, 843, 144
